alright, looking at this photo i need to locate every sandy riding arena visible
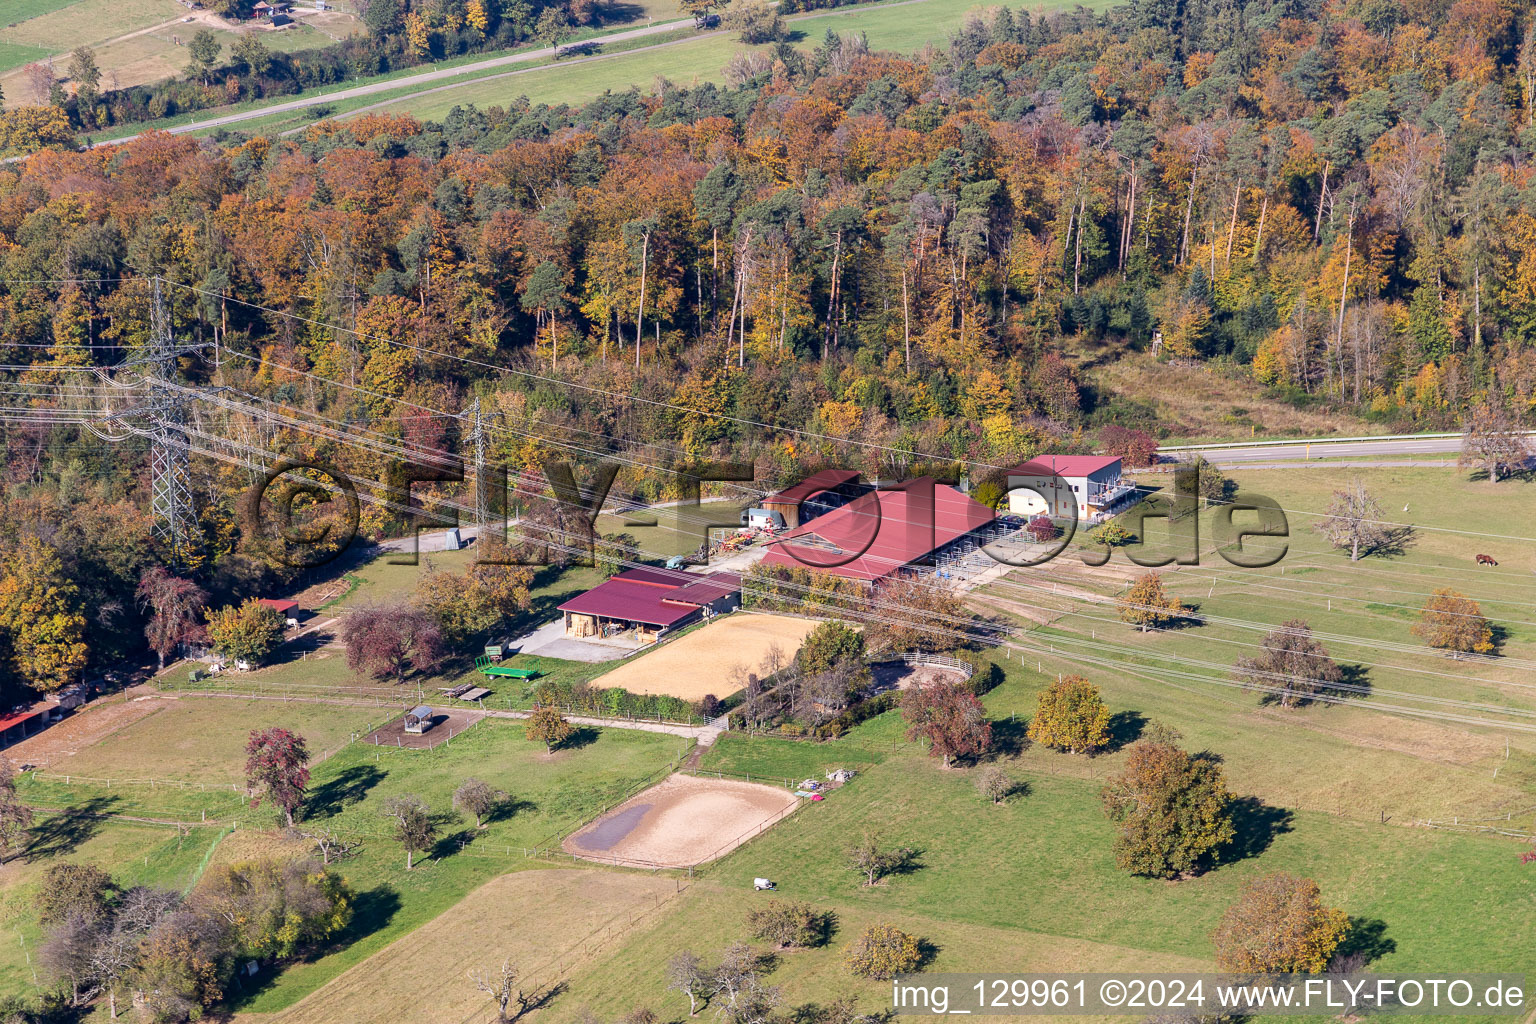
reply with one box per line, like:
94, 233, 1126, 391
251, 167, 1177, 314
564, 773, 799, 868
594, 612, 822, 700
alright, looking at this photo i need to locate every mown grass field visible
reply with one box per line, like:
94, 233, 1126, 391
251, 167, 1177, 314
0, 39, 51, 75
0, 0, 177, 49
40, 697, 385, 783
272, 868, 682, 1024
365, 0, 1107, 121
563, 877, 1212, 1023
0, 0, 182, 99
80, 18, 355, 99
986, 464, 1536, 822
2, 0, 85, 28
594, 498, 750, 558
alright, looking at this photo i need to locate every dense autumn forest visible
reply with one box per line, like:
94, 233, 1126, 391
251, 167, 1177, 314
2, 0, 1536, 688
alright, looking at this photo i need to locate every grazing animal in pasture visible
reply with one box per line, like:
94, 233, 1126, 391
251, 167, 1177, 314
1476, 554, 1498, 566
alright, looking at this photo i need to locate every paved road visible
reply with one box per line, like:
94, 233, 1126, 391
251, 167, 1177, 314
86, 16, 700, 147
1178, 459, 1458, 470
1168, 435, 1467, 465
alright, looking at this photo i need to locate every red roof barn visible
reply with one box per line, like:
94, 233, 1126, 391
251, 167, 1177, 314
559, 568, 742, 643
759, 478, 995, 582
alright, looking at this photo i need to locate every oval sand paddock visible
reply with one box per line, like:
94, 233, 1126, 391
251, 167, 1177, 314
564, 773, 800, 868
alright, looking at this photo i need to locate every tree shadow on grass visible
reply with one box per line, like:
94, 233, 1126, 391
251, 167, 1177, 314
1488, 623, 1510, 657
595, 0, 643, 23
987, 717, 1031, 757
1367, 525, 1418, 560
1330, 662, 1371, 700
484, 796, 537, 826
1104, 710, 1147, 752
429, 809, 469, 859
435, 825, 478, 860
304, 765, 386, 818
1330, 917, 1396, 969
24, 795, 117, 862
515, 980, 567, 1020
271, 628, 334, 664
558, 726, 600, 751
886, 847, 924, 880
338, 884, 402, 943
1169, 600, 1204, 630
1224, 795, 1294, 862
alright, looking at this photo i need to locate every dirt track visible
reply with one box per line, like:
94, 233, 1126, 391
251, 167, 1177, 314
563, 773, 798, 868
2, 691, 169, 770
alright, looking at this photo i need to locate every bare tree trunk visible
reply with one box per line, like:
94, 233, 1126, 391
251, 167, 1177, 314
1210, 218, 1216, 282
901, 267, 911, 370
634, 231, 649, 369
1073, 192, 1085, 294
1335, 198, 1356, 398
1179, 158, 1199, 264
824, 229, 841, 356
1121, 167, 1137, 272
725, 266, 739, 357
1474, 264, 1482, 349
1314, 161, 1330, 242
780, 249, 789, 352
1252, 194, 1268, 264
737, 268, 749, 368
1226, 179, 1241, 264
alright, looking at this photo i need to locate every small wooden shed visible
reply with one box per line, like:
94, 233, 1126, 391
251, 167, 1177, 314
403, 706, 435, 734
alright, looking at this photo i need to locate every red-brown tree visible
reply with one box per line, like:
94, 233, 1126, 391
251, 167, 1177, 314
899, 681, 992, 768
245, 728, 311, 828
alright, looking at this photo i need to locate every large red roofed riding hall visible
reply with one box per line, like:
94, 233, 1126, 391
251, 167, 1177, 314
758, 477, 997, 582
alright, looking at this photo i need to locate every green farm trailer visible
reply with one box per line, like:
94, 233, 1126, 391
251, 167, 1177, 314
475, 655, 541, 680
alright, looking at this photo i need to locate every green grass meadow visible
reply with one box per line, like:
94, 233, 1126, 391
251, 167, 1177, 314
366, 0, 1091, 121
0, 39, 51, 74
1, 0, 89, 31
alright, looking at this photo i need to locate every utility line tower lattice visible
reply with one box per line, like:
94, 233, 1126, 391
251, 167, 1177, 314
467, 394, 489, 528
147, 277, 200, 565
